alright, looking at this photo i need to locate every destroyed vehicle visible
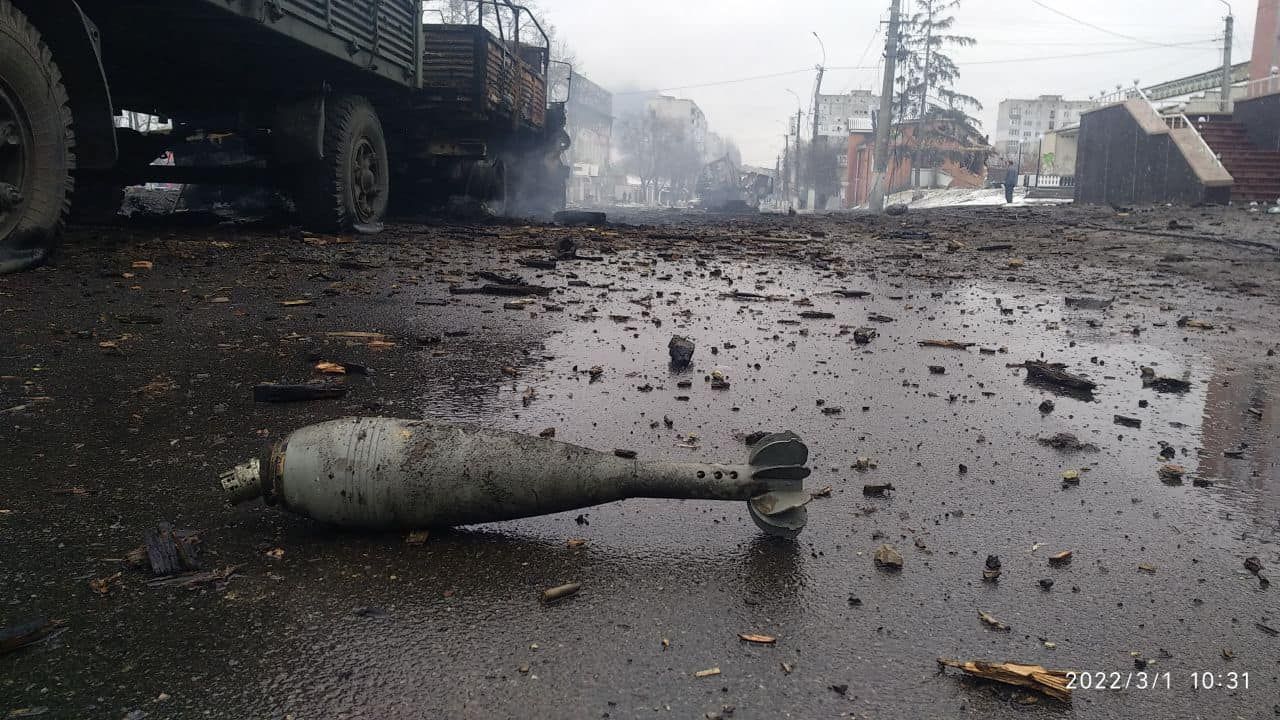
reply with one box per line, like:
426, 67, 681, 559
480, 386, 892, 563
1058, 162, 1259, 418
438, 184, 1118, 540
0, 0, 570, 273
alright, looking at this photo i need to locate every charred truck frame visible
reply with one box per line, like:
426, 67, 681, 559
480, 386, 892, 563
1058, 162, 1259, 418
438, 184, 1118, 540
0, 0, 570, 272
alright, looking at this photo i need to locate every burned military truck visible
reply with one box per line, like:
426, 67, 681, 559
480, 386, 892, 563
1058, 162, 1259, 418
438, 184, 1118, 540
0, 0, 569, 272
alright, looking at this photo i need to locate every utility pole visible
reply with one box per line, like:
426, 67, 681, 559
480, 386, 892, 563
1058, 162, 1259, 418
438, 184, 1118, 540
870, 0, 903, 213
1219, 1, 1234, 113
794, 109, 803, 206
810, 54, 826, 209
781, 134, 790, 201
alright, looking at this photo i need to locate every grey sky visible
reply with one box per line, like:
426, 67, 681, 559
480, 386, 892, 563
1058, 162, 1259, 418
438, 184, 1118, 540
536, 0, 1255, 166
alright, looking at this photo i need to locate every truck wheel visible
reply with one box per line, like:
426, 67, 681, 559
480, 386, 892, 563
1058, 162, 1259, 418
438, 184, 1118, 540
295, 95, 388, 233
0, 0, 75, 274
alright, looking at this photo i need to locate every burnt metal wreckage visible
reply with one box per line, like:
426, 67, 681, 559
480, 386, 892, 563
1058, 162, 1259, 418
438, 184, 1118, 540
221, 418, 815, 539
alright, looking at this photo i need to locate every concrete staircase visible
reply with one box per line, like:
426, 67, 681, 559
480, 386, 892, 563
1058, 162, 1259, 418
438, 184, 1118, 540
1195, 120, 1280, 202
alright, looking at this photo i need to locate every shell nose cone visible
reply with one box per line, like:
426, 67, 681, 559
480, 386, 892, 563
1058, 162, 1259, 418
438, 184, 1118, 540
220, 458, 262, 504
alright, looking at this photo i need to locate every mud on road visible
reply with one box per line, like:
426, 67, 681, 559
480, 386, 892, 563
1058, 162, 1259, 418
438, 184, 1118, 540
1, 204, 1278, 718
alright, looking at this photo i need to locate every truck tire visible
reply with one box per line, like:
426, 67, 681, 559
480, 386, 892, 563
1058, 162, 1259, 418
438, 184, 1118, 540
0, 0, 75, 274
295, 95, 388, 233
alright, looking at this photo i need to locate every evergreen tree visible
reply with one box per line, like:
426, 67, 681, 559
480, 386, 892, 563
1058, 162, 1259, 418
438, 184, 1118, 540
892, 0, 983, 186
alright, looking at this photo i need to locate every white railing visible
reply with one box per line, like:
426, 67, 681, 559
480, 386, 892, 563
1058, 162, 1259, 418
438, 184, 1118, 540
1094, 86, 1152, 107
1165, 113, 1225, 169
1244, 74, 1280, 98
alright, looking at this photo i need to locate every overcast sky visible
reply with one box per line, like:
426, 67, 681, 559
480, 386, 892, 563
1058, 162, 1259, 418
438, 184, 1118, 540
536, 0, 1256, 166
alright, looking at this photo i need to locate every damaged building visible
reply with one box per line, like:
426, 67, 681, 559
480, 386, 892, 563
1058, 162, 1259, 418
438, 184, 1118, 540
551, 66, 615, 207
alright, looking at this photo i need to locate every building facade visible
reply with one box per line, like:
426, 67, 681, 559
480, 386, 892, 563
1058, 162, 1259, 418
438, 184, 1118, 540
816, 90, 879, 137
550, 66, 614, 206
995, 95, 1098, 160
645, 95, 708, 159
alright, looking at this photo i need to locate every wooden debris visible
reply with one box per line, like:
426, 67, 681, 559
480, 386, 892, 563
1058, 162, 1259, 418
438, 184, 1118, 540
142, 522, 201, 576
798, 310, 835, 319
937, 658, 1072, 703
146, 565, 239, 589
0, 618, 65, 656
833, 289, 871, 298
978, 610, 1010, 631
738, 633, 777, 645
253, 382, 347, 403
1049, 550, 1073, 565
919, 340, 975, 350
1023, 361, 1097, 393
694, 667, 722, 678
449, 283, 553, 296
88, 571, 122, 595
541, 582, 581, 603
405, 530, 430, 546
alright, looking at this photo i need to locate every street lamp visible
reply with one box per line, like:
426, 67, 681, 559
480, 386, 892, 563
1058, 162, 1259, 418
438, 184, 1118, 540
812, 32, 826, 69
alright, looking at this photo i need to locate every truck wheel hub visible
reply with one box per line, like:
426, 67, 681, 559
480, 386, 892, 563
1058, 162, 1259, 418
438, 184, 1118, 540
352, 138, 382, 222
0, 82, 32, 235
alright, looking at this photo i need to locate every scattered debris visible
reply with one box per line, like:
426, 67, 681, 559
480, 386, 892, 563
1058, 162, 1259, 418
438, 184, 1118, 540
983, 555, 1002, 581
928, 365, 946, 375
541, 582, 581, 603
1038, 433, 1099, 452
253, 382, 347, 403
0, 618, 65, 656
1038, 399, 1055, 414
976, 243, 1013, 252
694, 667, 722, 678
874, 544, 903, 570
862, 482, 894, 496
1064, 297, 1114, 310
450, 283, 553, 297
1158, 464, 1185, 482
937, 659, 1072, 703
138, 522, 202, 575
1023, 361, 1097, 394
669, 336, 696, 369
798, 310, 835, 319
1049, 550, 1073, 565
88, 571, 123, 594
613, 448, 638, 459
738, 633, 776, 644
405, 530, 430, 546
1138, 563, 1157, 574
554, 210, 606, 226
1061, 469, 1080, 484
1143, 376, 1192, 393
1113, 415, 1142, 429
1244, 556, 1264, 575
919, 339, 974, 350
834, 289, 871, 298
853, 327, 878, 344
978, 610, 1010, 631
1176, 316, 1214, 330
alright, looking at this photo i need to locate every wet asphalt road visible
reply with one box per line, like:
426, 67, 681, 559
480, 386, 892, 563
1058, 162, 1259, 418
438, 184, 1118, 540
1, 204, 1278, 719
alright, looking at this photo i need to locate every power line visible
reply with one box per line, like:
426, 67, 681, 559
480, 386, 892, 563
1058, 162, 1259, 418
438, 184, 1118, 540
1028, 0, 1204, 48
614, 39, 1217, 98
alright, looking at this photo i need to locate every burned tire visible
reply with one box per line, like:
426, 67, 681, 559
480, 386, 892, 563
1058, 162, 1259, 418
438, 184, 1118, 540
0, 0, 75, 274
295, 95, 388, 233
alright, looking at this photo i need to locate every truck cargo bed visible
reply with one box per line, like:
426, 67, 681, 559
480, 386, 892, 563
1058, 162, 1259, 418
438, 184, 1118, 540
418, 24, 547, 132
